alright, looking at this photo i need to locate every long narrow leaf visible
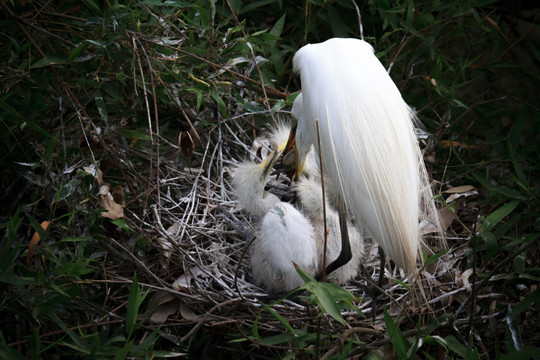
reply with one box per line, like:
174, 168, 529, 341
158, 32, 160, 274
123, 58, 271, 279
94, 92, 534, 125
126, 274, 141, 336
481, 201, 520, 233
384, 309, 407, 360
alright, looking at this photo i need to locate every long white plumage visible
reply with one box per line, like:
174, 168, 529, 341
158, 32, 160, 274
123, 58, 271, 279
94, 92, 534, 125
291, 38, 441, 275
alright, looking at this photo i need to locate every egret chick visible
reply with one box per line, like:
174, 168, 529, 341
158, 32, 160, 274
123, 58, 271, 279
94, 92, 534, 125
231, 151, 318, 292
295, 175, 364, 284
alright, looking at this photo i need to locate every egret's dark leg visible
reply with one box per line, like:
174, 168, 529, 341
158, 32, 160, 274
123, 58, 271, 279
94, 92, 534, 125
360, 246, 387, 320
377, 246, 386, 288
315, 199, 352, 281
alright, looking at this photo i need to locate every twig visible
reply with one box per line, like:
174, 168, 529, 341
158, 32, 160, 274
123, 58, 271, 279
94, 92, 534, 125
225, 0, 278, 131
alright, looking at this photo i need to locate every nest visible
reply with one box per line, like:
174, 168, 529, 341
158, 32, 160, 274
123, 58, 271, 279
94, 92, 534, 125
126, 110, 484, 355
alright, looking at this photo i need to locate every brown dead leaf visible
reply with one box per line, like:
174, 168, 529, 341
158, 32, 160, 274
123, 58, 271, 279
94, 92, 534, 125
179, 304, 203, 323
146, 292, 180, 324
156, 222, 181, 269
172, 266, 207, 291
98, 185, 124, 219
439, 206, 457, 232
440, 140, 478, 149
461, 269, 474, 292
27, 220, 51, 265
111, 185, 125, 207
438, 185, 478, 230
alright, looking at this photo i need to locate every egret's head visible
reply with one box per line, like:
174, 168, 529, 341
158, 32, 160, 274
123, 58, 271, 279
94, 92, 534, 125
232, 147, 284, 219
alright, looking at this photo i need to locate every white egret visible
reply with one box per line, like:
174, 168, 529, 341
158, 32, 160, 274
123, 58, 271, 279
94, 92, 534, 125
231, 150, 319, 292
288, 38, 443, 277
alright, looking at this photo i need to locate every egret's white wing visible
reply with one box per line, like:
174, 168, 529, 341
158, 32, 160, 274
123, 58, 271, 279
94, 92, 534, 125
293, 38, 422, 274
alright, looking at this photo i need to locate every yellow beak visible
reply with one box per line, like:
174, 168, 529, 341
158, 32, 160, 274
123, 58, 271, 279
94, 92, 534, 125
260, 141, 288, 180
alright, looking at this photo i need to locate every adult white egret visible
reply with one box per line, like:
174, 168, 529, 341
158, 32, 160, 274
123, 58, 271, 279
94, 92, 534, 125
231, 150, 319, 292
288, 38, 442, 277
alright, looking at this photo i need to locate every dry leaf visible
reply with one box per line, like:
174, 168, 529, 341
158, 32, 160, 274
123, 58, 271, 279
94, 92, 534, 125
27, 220, 51, 265
156, 222, 181, 269
172, 266, 207, 291
111, 185, 126, 207
444, 185, 477, 194
146, 292, 180, 324
98, 185, 125, 219
440, 140, 478, 149
179, 304, 202, 322
438, 206, 457, 232
461, 268, 474, 292
438, 185, 478, 230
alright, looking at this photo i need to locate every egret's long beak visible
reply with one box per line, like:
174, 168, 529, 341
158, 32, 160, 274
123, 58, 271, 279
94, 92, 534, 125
282, 124, 304, 180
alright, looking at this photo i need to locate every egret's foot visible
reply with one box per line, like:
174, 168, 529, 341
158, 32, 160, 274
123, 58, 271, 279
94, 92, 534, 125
362, 247, 387, 320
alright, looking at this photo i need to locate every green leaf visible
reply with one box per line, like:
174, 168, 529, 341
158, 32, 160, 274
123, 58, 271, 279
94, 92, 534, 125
311, 283, 345, 325
113, 339, 134, 360
60, 236, 93, 242
126, 274, 141, 336
498, 346, 540, 360
117, 128, 152, 140
252, 314, 259, 339
49, 313, 91, 353
67, 42, 89, 62
0, 331, 26, 360
295, 264, 316, 283
513, 289, 540, 316
384, 309, 407, 360
30, 55, 67, 68
26, 213, 48, 242
110, 219, 133, 232
261, 303, 295, 335
481, 201, 520, 233
444, 335, 468, 358
258, 333, 295, 345
425, 248, 450, 266
269, 14, 286, 39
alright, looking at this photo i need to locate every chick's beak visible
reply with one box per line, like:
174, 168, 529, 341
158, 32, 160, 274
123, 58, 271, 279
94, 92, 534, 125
260, 150, 279, 180
260, 140, 288, 180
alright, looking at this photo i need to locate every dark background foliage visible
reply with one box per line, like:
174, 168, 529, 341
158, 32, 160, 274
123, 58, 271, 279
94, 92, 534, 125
0, 0, 538, 358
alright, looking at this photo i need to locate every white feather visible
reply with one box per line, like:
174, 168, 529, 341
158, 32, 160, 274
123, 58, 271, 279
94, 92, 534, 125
292, 38, 440, 274
251, 202, 319, 292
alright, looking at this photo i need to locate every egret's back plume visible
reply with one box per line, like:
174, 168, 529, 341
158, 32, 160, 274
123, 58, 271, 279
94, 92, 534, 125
293, 38, 441, 274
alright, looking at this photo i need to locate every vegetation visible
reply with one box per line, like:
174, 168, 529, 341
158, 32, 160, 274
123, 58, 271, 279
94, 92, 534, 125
0, 0, 538, 358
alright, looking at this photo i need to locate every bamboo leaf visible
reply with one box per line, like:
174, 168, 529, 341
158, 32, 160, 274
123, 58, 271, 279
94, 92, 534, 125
481, 201, 520, 233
